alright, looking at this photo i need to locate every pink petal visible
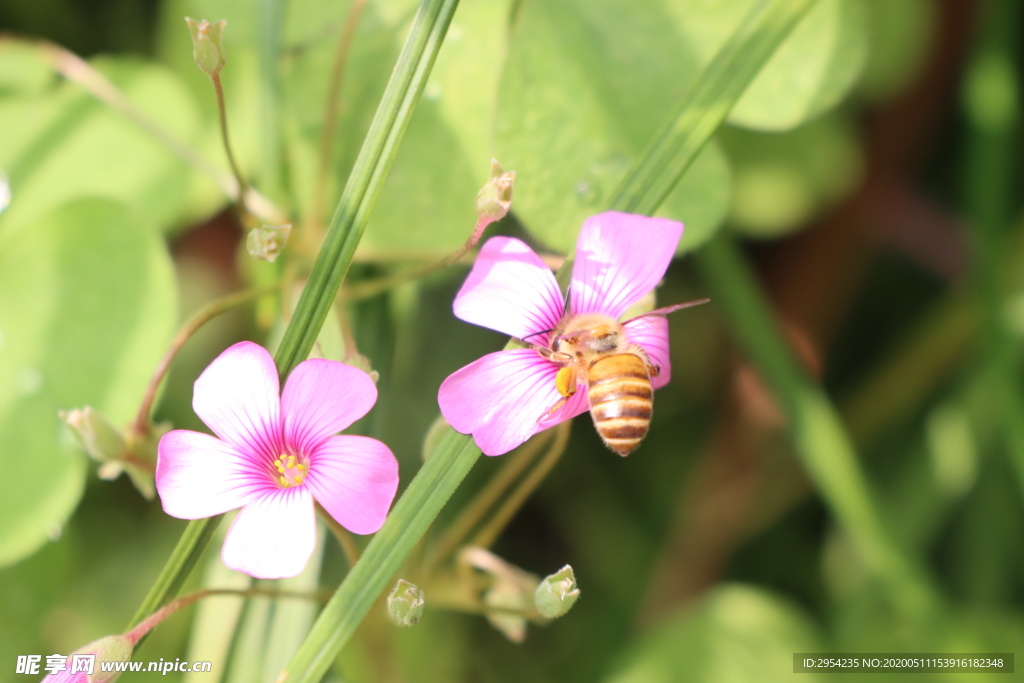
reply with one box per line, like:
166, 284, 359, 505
221, 488, 316, 579
306, 435, 399, 535
438, 349, 587, 456
454, 237, 565, 339
192, 341, 283, 460
623, 314, 672, 389
281, 359, 378, 454
156, 430, 267, 519
570, 212, 683, 319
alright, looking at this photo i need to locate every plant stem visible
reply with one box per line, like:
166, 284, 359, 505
126, 587, 329, 645
134, 287, 275, 436
272, 0, 462, 379
423, 430, 554, 574
316, 502, 361, 569
8, 37, 287, 224
469, 422, 571, 549
305, 0, 370, 238
210, 72, 249, 216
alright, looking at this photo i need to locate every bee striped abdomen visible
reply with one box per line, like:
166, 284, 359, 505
587, 354, 653, 456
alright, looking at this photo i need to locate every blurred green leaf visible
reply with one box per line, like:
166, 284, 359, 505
720, 113, 863, 238
283, 0, 511, 254
605, 585, 825, 683
667, 0, 868, 131
495, 0, 731, 255
858, 0, 934, 101
0, 57, 202, 234
0, 198, 177, 565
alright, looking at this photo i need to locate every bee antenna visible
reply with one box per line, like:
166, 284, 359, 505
522, 327, 555, 343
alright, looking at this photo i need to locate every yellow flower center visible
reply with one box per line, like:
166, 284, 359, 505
273, 454, 309, 488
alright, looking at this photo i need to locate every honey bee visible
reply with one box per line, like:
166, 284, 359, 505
531, 298, 709, 456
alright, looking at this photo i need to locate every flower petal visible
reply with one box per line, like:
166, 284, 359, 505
221, 488, 316, 579
570, 212, 683, 319
454, 237, 565, 339
282, 359, 378, 454
192, 341, 283, 459
623, 314, 672, 389
156, 430, 267, 519
438, 349, 586, 456
306, 435, 399, 535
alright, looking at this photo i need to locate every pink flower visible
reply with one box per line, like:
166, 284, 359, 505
438, 211, 684, 456
156, 342, 399, 579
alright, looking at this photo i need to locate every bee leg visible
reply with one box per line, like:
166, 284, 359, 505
538, 364, 579, 423
629, 343, 661, 377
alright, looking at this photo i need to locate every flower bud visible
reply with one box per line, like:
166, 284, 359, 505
185, 18, 227, 77
60, 407, 125, 463
246, 224, 291, 262
42, 634, 134, 683
474, 159, 515, 228
387, 579, 425, 627
534, 564, 579, 619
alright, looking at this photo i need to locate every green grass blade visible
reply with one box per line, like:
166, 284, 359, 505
273, 0, 461, 379
694, 237, 937, 617
127, 516, 221, 635
280, 0, 837, 678
610, 0, 816, 216
129, 0, 461, 637
280, 430, 480, 683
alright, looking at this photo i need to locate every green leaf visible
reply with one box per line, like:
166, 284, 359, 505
605, 585, 825, 683
0, 57, 202, 234
283, 0, 513, 255
0, 198, 177, 565
857, 0, 934, 101
495, 0, 731, 255
666, 0, 868, 131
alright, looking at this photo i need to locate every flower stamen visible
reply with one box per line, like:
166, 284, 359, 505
273, 454, 310, 488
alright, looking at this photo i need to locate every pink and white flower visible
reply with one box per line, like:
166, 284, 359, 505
156, 342, 399, 579
438, 211, 683, 456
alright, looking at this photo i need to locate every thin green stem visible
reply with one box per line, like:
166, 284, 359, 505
5, 37, 287, 224
281, 428, 480, 683
210, 73, 249, 215
469, 422, 571, 550
316, 501, 361, 569
305, 0, 370, 238
273, 0, 461, 380
257, 0, 286, 205
127, 587, 329, 645
423, 430, 554, 574
134, 287, 276, 436
127, 517, 221, 639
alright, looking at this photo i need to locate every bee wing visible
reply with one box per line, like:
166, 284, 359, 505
623, 298, 709, 322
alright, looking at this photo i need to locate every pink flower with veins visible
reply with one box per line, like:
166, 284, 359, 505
439, 211, 691, 456
156, 342, 399, 579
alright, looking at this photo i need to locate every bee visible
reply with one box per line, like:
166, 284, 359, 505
530, 298, 709, 456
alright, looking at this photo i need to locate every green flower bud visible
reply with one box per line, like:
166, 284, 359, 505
387, 579, 425, 627
60, 407, 125, 463
474, 159, 515, 227
246, 224, 292, 262
534, 565, 580, 619
185, 18, 227, 77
